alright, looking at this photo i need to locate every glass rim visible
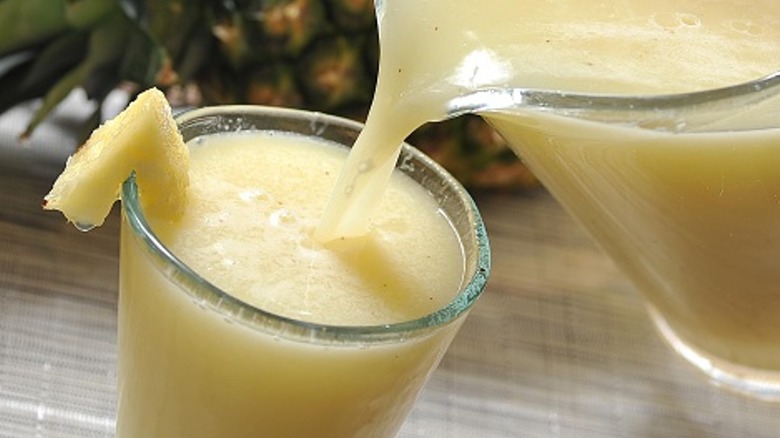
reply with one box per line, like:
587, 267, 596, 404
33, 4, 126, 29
448, 70, 780, 117
120, 105, 491, 344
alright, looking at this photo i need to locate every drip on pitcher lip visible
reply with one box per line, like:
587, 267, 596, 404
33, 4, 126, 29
74, 222, 96, 232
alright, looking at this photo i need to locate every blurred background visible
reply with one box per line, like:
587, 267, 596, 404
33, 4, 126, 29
0, 0, 537, 192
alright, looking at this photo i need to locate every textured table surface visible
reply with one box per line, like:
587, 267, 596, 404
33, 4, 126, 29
1, 98, 779, 437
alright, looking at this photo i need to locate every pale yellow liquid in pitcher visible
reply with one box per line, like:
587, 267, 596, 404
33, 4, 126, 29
118, 132, 466, 437
320, 0, 780, 370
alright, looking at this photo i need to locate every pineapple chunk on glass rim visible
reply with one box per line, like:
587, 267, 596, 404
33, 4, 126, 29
43, 88, 189, 230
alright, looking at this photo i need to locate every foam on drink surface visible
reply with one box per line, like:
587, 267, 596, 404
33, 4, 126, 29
152, 132, 465, 326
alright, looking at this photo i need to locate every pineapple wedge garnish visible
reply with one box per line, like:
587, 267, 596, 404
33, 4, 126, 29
44, 88, 189, 229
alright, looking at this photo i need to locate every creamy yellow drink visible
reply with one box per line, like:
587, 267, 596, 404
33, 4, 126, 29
319, 0, 780, 393
156, 132, 464, 326
490, 109, 780, 369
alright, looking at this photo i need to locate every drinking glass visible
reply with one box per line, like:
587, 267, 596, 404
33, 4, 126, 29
450, 72, 780, 399
116, 106, 490, 436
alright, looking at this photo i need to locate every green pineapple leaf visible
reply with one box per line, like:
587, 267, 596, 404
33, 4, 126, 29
0, 0, 69, 56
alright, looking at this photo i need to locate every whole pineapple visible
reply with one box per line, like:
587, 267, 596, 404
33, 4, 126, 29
0, 0, 537, 190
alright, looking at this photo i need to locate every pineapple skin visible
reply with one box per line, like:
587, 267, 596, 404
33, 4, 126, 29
0, 0, 537, 190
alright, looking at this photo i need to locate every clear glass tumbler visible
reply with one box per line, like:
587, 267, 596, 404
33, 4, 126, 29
116, 106, 490, 436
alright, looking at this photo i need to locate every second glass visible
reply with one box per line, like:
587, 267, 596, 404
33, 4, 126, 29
474, 73, 780, 399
